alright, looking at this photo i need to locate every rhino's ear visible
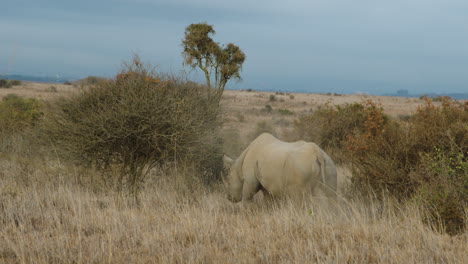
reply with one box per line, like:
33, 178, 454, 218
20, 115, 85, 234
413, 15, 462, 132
223, 154, 234, 168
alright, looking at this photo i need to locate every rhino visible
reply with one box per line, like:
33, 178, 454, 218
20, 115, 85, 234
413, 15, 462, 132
222, 133, 337, 203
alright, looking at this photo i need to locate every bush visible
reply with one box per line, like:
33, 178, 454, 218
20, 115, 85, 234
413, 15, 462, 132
0, 94, 43, 134
412, 146, 467, 235
0, 94, 43, 154
278, 108, 293, 115
263, 104, 273, 113
293, 102, 368, 156
43, 57, 223, 194
295, 98, 467, 234
346, 98, 466, 191
0, 79, 21, 88
0, 79, 12, 88
269, 94, 276, 102
10, 80, 21, 86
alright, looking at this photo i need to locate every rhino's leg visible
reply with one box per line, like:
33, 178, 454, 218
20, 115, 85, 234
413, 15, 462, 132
241, 176, 261, 202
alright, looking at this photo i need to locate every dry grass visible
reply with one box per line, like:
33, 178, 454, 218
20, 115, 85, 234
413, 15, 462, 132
0, 82, 75, 100
220, 90, 460, 145
0, 159, 466, 264
1, 83, 467, 263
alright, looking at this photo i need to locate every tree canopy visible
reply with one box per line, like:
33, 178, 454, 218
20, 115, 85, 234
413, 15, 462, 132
182, 23, 246, 98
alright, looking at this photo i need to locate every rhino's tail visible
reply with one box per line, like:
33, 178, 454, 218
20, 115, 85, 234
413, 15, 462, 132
316, 150, 327, 187
316, 148, 338, 199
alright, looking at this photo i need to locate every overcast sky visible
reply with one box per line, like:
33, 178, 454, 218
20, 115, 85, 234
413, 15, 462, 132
2, 0, 468, 94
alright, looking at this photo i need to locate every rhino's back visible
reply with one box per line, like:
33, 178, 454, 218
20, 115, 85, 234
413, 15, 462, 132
242, 134, 322, 195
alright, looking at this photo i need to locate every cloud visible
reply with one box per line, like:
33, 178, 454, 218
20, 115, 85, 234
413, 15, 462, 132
2, 0, 468, 93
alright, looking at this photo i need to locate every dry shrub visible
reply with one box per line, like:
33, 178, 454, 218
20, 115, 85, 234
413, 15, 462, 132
261, 104, 273, 114
295, 98, 467, 234
293, 102, 368, 161
347, 99, 467, 234
42, 57, 223, 193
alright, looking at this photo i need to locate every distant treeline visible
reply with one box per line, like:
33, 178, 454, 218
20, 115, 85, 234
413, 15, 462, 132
384, 92, 468, 100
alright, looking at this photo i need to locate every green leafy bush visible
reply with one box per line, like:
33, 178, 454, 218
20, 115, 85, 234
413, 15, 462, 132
43, 57, 223, 193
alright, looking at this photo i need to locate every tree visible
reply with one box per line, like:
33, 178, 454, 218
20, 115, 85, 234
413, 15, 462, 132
182, 23, 246, 98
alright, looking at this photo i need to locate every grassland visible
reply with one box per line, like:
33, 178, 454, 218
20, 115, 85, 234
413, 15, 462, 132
0, 82, 466, 263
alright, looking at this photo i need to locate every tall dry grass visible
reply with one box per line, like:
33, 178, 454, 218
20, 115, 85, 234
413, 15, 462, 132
1, 159, 466, 264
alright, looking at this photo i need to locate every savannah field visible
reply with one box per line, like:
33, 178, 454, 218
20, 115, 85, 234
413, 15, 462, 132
0, 81, 467, 263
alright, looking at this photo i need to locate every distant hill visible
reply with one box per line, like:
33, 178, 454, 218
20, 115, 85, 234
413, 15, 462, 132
2, 74, 467, 99
0, 74, 76, 84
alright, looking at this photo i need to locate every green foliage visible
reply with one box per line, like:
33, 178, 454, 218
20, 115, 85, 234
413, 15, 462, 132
182, 23, 246, 96
43, 57, 223, 194
0, 94, 43, 155
277, 108, 293, 115
10, 80, 21, 86
269, 94, 276, 102
0, 94, 43, 134
412, 147, 467, 235
0, 79, 21, 88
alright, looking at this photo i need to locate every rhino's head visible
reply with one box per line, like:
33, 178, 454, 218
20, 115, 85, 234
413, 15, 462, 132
222, 154, 243, 203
